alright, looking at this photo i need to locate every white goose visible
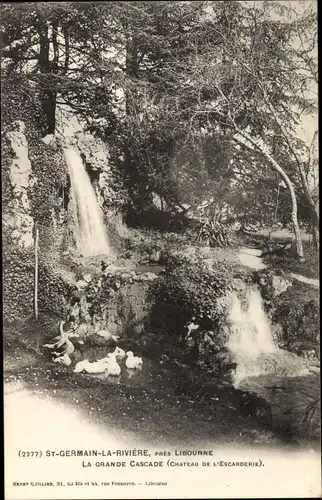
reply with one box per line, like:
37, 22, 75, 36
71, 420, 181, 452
53, 353, 72, 367
105, 353, 121, 376
97, 346, 125, 364
125, 351, 143, 369
73, 359, 89, 373
73, 359, 110, 374
56, 321, 75, 355
113, 346, 126, 359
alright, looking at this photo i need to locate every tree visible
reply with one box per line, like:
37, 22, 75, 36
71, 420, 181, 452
1, 1, 317, 253
1, 3, 117, 134
158, 0, 318, 258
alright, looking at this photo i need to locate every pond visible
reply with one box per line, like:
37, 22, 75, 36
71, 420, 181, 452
239, 371, 320, 445
66, 341, 320, 449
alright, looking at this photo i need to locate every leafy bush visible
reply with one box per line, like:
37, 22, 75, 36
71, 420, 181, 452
147, 253, 252, 341
195, 219, 233, 248
271, 281, 320, 358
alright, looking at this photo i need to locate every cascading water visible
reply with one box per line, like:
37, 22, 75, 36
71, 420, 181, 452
228, 289, 276, 356
226, 288, 319, 438
64, 147, 110, 257
227, 288, 310, 385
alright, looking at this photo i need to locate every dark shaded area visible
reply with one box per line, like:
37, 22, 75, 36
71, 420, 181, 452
125, 206, 189, 233
58, 175, 71, 210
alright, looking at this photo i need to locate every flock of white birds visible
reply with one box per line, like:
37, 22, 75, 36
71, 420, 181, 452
73, 347, 143, 376
43, 321, 143, 375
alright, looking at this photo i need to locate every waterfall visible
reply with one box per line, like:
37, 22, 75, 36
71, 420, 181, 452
227, 288, 310, 384
227, 289, 276, 384
64, 147, 110, 257
227, 289, 276, 356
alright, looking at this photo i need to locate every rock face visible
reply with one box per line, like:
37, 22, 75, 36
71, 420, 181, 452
4, 121, 35, 248
35, 264, 158, 341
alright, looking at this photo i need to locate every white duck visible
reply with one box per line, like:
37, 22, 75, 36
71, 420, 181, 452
97, 347, 125, 363
73, 359, 89, 373
112, 346, 126, 359
125, 351, 143, 369
53, 353, 72, 367
74, 359, 110, 374
105, 353, 121, 376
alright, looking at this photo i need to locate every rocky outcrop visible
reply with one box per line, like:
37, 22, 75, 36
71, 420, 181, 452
3, 121, 35, 248
37, 263, 158, 342
74, 270, 158, 340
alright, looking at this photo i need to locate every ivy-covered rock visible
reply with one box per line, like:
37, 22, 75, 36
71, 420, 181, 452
3, 243, 34, 323
2, 73, 66, 231
254, 269, 293, 301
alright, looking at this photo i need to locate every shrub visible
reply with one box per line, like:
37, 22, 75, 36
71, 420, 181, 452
271, 282, 320, 358
147, 253, 252, 342
262, 240, 319, 279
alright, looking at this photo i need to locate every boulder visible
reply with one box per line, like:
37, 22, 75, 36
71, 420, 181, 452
271, 274, 292, 297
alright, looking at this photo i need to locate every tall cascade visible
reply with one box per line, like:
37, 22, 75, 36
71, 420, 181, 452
227, 288, 310, 384
64, 147, 110, 257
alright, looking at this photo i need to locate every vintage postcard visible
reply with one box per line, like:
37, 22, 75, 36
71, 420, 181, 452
2, 1, 320, 498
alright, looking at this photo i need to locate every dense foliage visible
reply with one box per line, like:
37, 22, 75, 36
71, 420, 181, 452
3, 243, 34, 323
255, 270, 320, 359
148, 254, 252, 339
1, 1, 318, 251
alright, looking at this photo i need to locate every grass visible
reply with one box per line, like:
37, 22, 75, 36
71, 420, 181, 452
262, 241, 319, 280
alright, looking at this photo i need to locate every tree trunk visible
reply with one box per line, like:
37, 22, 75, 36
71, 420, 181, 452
311, 221, 319, 250
258, 86, 318, 253
297, 168, 319, 251
235, 131, 304, 260
36, 14, 56, 135
308, 199, 319, 251
123, 36, 150, 216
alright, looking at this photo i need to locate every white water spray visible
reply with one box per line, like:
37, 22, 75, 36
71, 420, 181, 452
227, 289, 276, 356
64, 147, 110, 257
227, 289, 276, 383
227, 289, 310, 384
